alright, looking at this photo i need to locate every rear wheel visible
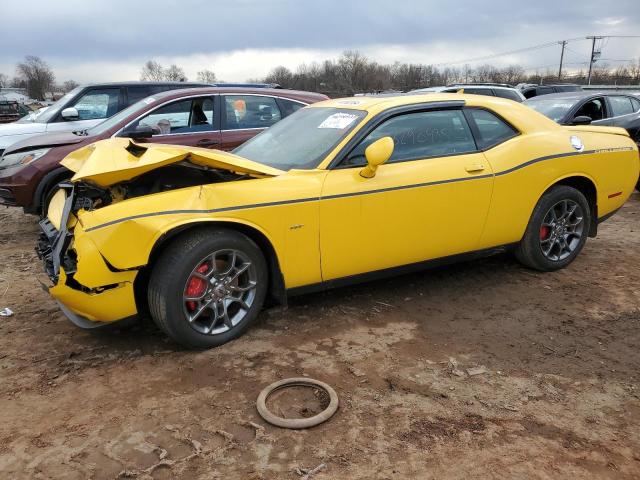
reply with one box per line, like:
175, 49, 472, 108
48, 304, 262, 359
148, 228, 268, 349
515, 185, 591, 271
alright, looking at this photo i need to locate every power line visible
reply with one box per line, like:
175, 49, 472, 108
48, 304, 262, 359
434, 35, 639, 67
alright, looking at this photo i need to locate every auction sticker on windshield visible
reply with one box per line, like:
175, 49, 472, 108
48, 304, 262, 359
318, 113, 360, 129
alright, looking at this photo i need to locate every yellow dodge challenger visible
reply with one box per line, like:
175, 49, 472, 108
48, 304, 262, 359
37, 93, 639, 348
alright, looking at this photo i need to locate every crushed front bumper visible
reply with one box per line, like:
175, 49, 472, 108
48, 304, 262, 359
36, 184, 140, 327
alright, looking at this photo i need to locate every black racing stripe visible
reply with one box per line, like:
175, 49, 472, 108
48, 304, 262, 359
85, 196, 320, 232
494, 149, 596, 176
321, 172, 494, 201
83, 146, 633, 232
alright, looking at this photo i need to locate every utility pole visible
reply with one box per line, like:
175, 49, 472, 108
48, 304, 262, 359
587, 36, 603, 85
558, 40, 567, 80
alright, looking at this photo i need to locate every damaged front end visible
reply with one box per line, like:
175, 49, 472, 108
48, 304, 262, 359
36, 138, 282, 329
36, 182, 140, 327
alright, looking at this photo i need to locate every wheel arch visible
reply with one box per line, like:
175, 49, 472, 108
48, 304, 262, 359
32, 166, 73, 214
133, 219, 286, 316
543, 174, 598, 237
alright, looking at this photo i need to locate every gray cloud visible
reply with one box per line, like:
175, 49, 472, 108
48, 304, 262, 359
1, 0, 639, 82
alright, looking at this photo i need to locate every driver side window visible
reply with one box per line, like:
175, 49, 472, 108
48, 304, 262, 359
342, 109, 477, 167
132, 97, 214, 135
69, 88, 120, 121
574, 98, 606, 121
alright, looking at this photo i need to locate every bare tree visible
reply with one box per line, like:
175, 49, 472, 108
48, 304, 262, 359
140, 60, 165, 81
0, 73, 7, 87
165, 64, 187, 82
15, 56, 55, 100
196, 69, 217, 83
62, 80, 80, 92
264, 66, 293, 87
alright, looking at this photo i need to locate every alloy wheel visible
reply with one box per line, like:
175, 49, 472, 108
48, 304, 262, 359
182, 249, 257, 335
538, 199, 584, 261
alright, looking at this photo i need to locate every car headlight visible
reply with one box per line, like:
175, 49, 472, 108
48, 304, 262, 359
0, 148, 51, 168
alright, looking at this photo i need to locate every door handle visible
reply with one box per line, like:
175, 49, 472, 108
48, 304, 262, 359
465, 164, 485, 173
197, 139, 221, 147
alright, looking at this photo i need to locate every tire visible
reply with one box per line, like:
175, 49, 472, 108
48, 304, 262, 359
39, 175, 71, 217
40, 184, 62, 218
148, 228, 268, 349
515, 185, 591, 271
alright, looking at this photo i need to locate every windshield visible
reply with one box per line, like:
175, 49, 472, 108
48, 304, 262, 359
20, 87, 83, 123
85, 98, 152, 136
233, 107, 366, 170
524, 97, 574, 122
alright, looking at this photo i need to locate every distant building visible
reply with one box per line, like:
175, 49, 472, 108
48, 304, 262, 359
0, 87, 29, 104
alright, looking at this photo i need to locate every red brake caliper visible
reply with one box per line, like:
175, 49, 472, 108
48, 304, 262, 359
539, 225, 550, 240
185, 263, 209, 311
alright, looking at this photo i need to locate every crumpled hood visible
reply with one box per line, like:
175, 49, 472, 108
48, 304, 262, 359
61, 138, 284, 187
4, 131, 87, 155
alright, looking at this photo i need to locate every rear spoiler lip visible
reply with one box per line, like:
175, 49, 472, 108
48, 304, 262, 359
564, 125, 631, 138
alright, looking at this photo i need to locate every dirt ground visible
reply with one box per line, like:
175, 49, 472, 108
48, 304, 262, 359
0, 194, 639, 480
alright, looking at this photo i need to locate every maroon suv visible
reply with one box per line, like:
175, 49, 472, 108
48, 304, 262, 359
0, 87, 327, 213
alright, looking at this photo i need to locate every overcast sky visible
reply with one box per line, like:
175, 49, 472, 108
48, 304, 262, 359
1, 0, 639, 84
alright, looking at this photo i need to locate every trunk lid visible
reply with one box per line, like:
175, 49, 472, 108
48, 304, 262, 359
61, 138, 284, 187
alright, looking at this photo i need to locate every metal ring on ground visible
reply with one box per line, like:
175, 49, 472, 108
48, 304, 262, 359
256, 377, 339, 429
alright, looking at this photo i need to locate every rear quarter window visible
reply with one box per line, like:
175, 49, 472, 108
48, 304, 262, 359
277, 98, 306, 117
493, 89, 522, 102
466, 109, 518, 149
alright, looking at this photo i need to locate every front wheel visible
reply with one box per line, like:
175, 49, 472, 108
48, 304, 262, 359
148, 228, 268, 349
515, 185, 591, 271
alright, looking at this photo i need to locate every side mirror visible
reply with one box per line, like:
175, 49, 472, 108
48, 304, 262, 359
572, 115, 592, 125
61, 107, 79, 120
360, 136, 394, 178
122, 125, 155, 140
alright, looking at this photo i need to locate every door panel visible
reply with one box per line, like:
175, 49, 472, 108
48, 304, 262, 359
146, 131, 223, 148
319, 153, 493, 281
220, 128, 264, 151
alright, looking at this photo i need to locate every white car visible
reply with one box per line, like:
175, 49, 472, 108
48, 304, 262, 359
0, 82, 207, 156
411, 84, 526, 102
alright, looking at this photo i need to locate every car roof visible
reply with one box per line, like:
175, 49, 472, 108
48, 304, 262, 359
448, 84, 516, 90
312, 92, 510, 112
77, 81, 210, 88
146, 86, 328, 102
524, 91, 632, 102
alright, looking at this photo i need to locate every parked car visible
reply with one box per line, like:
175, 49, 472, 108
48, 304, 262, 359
525, 92, 640, 190
0, 101, 23, 124
518, 84, 582, 99
524, 92, 640, 141
211, 83, 282, 89
37, 93, 639, 348
0, 87, 327, 214
0, 82, 210, 156
412, 84, 525, 102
